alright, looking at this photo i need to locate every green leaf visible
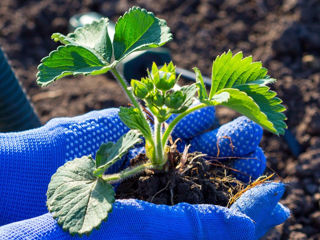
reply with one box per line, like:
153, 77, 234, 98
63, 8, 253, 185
164, 90, 186, 109
169, 84, 197, 114
52, 33, 73, 45
203, 50, 287, 135
209, 92, 230, 105
47, 156, 115, 236
95, 142, 114, 168
53, 18, 113, 63
113, 7, 172, 61
37, 45, 111, 86
181, 84, 197, 105
118, 107, 152, 139
152, 62, 176, 91
141, 77, 154, 91
149, 89, 165, 107
235, 84, 287, 135
215, 88, 283, 134
94, 130, 142, 176
193, 67, 208, 101
209, 51, 268, 98
131, 79, 149, 99
37, 18, 113, 86
247, 77, 276, 86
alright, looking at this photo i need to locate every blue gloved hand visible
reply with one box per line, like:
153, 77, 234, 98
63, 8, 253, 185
0, 107, 289, 239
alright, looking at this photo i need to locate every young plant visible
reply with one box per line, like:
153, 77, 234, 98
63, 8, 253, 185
37, 7, 287, 236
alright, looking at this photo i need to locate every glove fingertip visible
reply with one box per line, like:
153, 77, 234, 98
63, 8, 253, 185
170, 106, 216, 140
231, 147, 266, 183
255, 203, 290, 239
216, 116, 263, 156
271, 203, 290, 225
230, 182, 286, 224
190, 116, 262, 157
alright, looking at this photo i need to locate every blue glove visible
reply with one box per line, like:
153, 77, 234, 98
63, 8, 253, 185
169, 109, 266, 182
0, 107, 289, 239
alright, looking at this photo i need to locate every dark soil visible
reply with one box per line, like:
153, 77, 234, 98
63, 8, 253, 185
0, 0, 319, 239
116, 152, 245, 207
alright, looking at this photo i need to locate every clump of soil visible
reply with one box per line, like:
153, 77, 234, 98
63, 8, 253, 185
116, 150, 246, 207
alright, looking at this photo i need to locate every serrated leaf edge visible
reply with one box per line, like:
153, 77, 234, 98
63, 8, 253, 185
210, 50, 269, 97
47, 156, 115, 236
235, 84, 287, 135
216, 88, 279, 134
114, 6, 173, 61
37, 45, 113, 87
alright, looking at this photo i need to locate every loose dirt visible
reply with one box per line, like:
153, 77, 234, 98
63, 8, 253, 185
116, 151, 246, 207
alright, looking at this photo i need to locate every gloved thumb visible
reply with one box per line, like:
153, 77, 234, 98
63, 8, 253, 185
230, 182, 290, 239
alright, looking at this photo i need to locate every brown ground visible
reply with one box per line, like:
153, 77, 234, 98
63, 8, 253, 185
0, 0, 319, 239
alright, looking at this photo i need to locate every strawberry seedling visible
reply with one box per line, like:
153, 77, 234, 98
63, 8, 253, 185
37, 6, 287, 236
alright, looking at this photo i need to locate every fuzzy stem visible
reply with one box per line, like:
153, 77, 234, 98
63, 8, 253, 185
111, 68, 155, 149
153, 118, 165, 167
162, 103, 207, 147
111, 68, 142, 110
102, 162, 152, 182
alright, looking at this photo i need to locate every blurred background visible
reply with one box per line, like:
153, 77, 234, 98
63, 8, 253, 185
0, 0, 319, 239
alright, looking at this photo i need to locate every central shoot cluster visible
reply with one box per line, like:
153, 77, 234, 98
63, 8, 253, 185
125, 62, 197, 167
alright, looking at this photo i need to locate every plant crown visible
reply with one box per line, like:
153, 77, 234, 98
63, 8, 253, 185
37, 6, 287, 236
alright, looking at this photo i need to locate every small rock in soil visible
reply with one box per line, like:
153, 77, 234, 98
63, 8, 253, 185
310, 211, 320, 229
289, 231, 308, 240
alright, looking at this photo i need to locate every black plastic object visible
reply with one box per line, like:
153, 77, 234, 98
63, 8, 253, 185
175, 67, 212, 86
0, 47, 41, 132
118, 48, 172, 82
